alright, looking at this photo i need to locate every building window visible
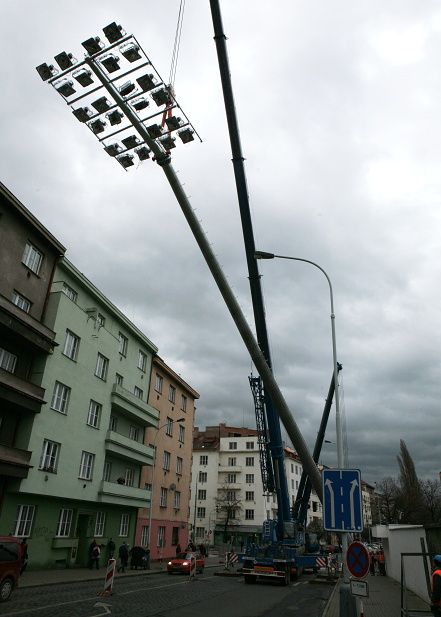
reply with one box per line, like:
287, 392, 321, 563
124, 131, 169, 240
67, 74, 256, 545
62, 283, 77, 302
95, 512, 106, 537
103, 461, 112, 482
296, 480, 299, 489
119, 513, 129, 537
140, 525, 149, 547
176, 457, 183, 475
291, 479, 295, 490
157, 526, 165, 547
291, 463, 294, 473
79, 451, 94, 480
56, 509, 73, 537
109, 416, 118, 432
229, 442, 237, 450
14, 505, 35, 537
134, 386, 143, 400
118, 332, 128, 356
163, 451, 171, 471
227, 473, 237, 483
174, 491, 181, 509
246, 441, 254, 450
155, 373, 163, 393
166, 417, 173, 436
160, 487, 167, 507
129, 425, 139, 441
230, 509, 237, 520
0, 347, 17, 374
39, 439, 60, 473
245, 509, 255, 520
295, 465, 298, 474
172, 527, 179, 546
178, 424, 185, 444
198, 489, 206, 500
200, 455, 208, 466
228, 457, 236, 467
246, 491, 254, 501
115, 373, 123, 386
246, 474, 254, 484
51, 381, 71, 414
95, 353, 109, 380
196, 527, 205, 539
12, 291, 31, 313
180, 394, 187, 411
138, 350, 147, 372
198, 471, 207, 483
125, 468, 135, 487
246, 457, 254, 467
63, 330, 80, 361
22, 242, 43, 275
226, 490, 236, 501
196, 507, 206, 518
97, 313, 105, 328
168, 385, 176, 404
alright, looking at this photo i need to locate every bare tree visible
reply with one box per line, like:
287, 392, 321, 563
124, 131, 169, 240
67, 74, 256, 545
215, 480, 243, 543
375, 477, 401, 524
420, 479, 441, 523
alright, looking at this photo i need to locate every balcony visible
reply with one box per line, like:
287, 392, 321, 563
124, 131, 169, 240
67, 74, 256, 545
0, 444, 32, 478
111, 384, 159, 426
0, 293, 56, 353
98, 480, 150, 509
0, 368, 46, 413
105, 430, 154, 466
218, 465, 243, 473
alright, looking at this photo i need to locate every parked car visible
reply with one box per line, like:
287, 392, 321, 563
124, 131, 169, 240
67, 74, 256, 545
0, 536, 22, 602
167, 552, 205, 575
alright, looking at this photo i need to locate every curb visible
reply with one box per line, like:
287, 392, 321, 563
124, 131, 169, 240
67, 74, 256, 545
321, 578, 340, 617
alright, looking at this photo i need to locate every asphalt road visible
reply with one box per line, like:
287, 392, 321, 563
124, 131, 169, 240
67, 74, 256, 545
1, 572, 334, 617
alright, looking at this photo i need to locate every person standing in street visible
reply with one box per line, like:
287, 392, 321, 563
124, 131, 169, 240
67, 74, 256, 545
377, 549, 386, 576
431, 555, 441, 617
118, 542, 129, 573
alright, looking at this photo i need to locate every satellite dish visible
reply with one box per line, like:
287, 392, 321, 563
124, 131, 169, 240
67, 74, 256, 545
169, 483, 176, 491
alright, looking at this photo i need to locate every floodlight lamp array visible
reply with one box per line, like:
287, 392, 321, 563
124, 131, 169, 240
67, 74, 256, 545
120, 43, 141, 62
100, 54, 120, 73
92, 96, 112, 114
73, 107, 93, 123
54, 52, 76, 70
55, 79, 76, 98
117, 153, 134, 169
103, 22, 126, 43
106, 110, 124, 126
150, 87, 172, 107
73, 68, 93, 87
36, 63, 58, 81
82, 37, 104, 56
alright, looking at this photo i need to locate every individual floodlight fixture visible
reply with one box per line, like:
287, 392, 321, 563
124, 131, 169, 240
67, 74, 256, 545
122, 135, 140, 149
73, 68, 93, 87
159, 135, 176, 150
82, 36, 104, 56
135, 146, 150, 161
36, 63, 57, 81
120, 43, 141, 62
100, 54, 120, 73
54, 52, 76, 70
104, 143, 122, 157
106, 109, 124, 126
150, 87, 171, 107
131, 98, 149, 111
147, 124, 164, 139
117, 153, 134, 168
72, 107, 93, 123
89, 119, 106, 134
91, 96, 112, 113
103, 22, 125, 43
55, 79, 76, 97
178, 127, 195, 144
137, 73, 156, 92
118, 81, 136, 97
165, 116, 183, 131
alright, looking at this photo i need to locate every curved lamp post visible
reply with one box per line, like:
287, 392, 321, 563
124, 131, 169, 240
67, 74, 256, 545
147, 417, 185, 554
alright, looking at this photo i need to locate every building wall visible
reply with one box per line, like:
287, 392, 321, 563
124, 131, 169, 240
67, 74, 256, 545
136, 356, 198, 560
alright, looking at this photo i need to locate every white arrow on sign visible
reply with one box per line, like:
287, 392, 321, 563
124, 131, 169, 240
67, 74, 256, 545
349, 479, 359, 529
325, 478, 335, 528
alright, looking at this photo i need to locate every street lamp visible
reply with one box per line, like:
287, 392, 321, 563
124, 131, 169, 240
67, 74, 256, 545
147, 418, 185, 555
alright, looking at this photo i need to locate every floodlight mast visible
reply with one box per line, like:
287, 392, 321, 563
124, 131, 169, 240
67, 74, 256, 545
38, 26, 322, 498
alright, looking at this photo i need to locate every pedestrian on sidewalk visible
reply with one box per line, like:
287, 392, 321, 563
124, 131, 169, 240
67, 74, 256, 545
117, 542, 129, 573
377, 549, 386, 576
20, 539, 29, 574
369, 550, 376, 576
89, 540, 100, 570
106, 538, 115, 560
176, 543, 182, 556
430, 554, 441, 617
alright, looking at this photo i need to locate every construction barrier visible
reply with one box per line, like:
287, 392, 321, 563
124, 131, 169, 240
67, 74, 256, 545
225, 551, 238, 569
99, 558, 116, 596
316, 556, 327, 569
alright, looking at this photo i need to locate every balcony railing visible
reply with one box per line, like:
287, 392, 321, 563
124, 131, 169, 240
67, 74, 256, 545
0, 368, 45, 413
98, 480, 150, 509
0, 443, 32, 478
105, 430, 154, 466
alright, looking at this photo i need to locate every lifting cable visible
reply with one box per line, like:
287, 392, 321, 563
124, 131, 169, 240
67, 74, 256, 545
168, 0, 186, 88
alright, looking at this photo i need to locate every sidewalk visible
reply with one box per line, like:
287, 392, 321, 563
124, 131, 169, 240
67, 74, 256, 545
322, 574, 431, 617
19, 553, 223, 588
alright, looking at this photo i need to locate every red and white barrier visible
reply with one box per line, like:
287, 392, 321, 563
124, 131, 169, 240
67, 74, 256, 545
100, 558, 116, 596
316, 557, 327, 569
225, 551, 238, 569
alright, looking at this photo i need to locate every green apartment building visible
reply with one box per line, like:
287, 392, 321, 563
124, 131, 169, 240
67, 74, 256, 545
1, 258, 160, 569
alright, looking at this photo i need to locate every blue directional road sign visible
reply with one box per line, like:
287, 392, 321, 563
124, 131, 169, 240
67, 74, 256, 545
322, 469, 363, 532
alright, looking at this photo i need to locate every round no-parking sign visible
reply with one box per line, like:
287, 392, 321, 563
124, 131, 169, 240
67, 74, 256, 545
346, 541, 370, 578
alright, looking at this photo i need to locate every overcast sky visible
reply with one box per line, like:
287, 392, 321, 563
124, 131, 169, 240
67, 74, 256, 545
2, 0, 441, 485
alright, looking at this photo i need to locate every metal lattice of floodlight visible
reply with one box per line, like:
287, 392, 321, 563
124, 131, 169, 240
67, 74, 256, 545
37, 22, 201, 171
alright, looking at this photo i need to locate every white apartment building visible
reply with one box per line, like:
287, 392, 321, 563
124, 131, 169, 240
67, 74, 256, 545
190, 424, 323, 547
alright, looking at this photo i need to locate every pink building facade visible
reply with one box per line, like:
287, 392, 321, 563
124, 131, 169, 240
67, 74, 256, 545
135, 355, 198, 561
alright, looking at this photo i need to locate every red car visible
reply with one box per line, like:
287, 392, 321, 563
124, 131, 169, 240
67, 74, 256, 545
167, 552, 205, 575
0, 536, 22, 602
